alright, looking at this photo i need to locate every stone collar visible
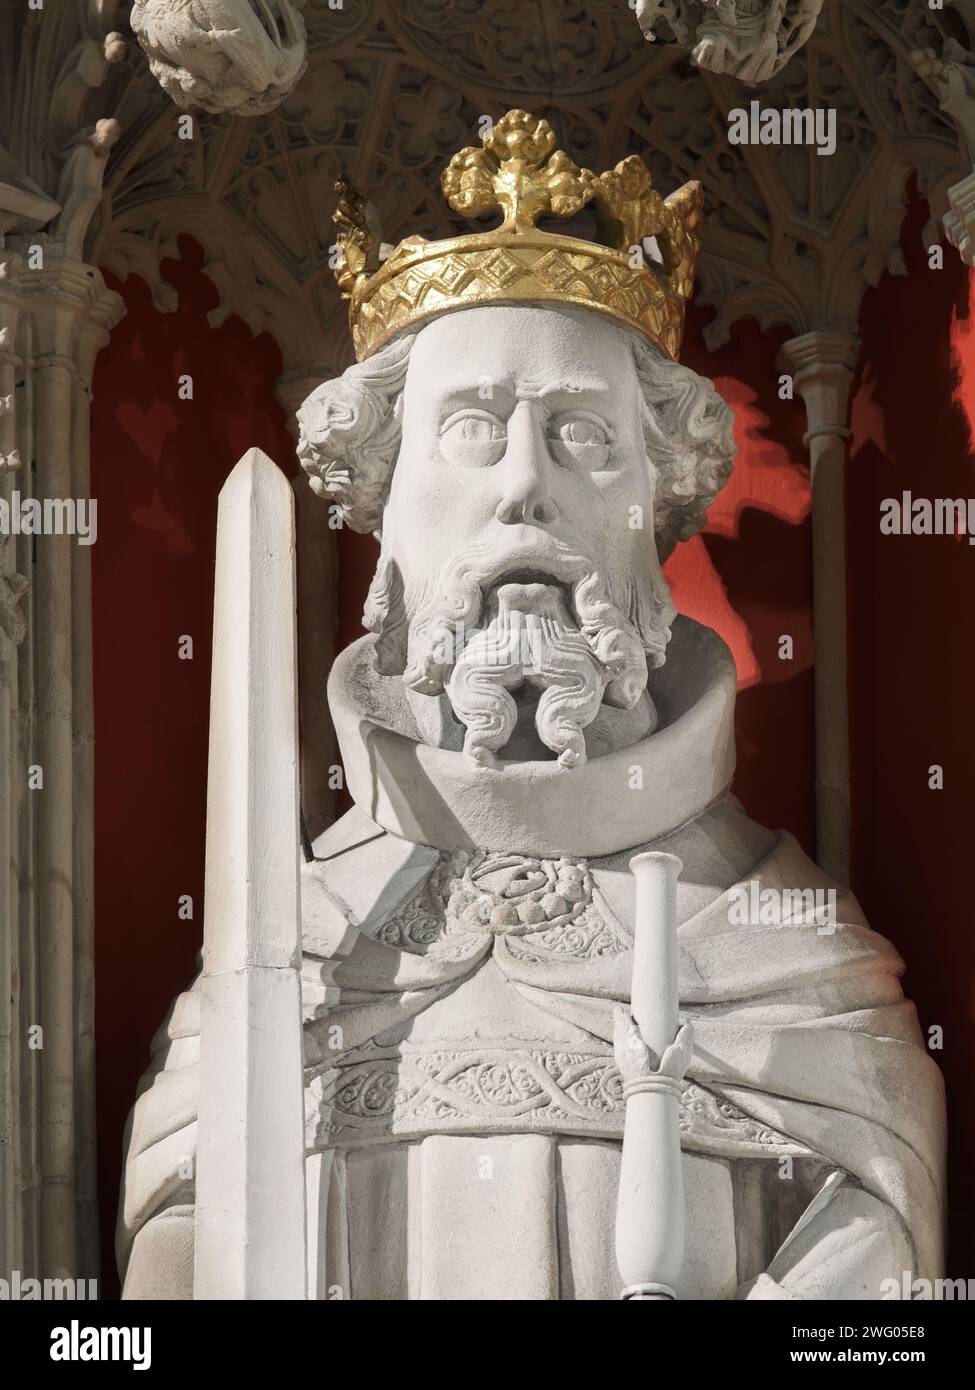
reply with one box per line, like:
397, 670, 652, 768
328, 614, 737, 858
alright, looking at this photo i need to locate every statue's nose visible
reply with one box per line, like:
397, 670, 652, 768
495, 401, 558, 525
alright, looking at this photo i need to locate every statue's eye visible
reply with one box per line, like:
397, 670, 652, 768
459, 416, 501, 442
440, 410, 507, 467
556, 419, 606, 446
548, 414, 612, 469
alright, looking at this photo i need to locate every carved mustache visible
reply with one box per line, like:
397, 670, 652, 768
416, 535, 607, 629
401, 536, 649, 715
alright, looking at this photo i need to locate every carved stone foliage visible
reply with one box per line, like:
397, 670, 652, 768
0, 573, 28, 659
635, 0, 825, 85
619, 0, 975, 342
373, 850, 629, 960
909, 3, 975, 126
312, 1043, 804, 1152
61, 0, 971, 384
129, 1, 309, 115
0, 2, 129, 208
0, 315, 29, 663
6, 0, 970, 379
908, 3, 975, 263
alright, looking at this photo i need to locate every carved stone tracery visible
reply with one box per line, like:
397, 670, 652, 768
61, 0, 975, 383
2, 3, 973, 373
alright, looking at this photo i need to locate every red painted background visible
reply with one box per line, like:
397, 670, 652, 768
90, 196, 972, 1292
91, 240, 296, 1294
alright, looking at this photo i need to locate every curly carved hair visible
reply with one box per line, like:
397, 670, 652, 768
296, 314, 735, 557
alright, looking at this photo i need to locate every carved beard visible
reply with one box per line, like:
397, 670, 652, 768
363, 534, 675, 769
445, 582, 622, 769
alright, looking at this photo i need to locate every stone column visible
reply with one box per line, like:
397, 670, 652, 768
777, 331, 860, 886
0, 136, 123, 1282
0, 304, 29, 1277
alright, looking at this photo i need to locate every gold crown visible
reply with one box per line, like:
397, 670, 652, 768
333, 110, 703, 363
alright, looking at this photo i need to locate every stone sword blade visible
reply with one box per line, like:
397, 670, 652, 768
193, 448, 307, 1299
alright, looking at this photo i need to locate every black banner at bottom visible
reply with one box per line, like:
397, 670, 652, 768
0, 1295, 966, 1373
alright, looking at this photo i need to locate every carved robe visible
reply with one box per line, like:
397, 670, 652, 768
118, 619, 945, 1300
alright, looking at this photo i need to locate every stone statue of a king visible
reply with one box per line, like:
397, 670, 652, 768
117, 111, 945, 1301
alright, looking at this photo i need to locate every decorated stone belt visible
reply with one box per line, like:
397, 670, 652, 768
307, 1046, 808, 1158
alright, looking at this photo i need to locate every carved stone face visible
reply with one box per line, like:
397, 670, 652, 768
386, 304, 659, 624
375, 304, 675, 767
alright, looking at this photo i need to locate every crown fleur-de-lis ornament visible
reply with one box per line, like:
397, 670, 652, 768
332, 110, 703, 363
440, 110, 596, 233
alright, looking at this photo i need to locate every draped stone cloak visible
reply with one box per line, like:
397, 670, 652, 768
117, 619, 946, 1300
